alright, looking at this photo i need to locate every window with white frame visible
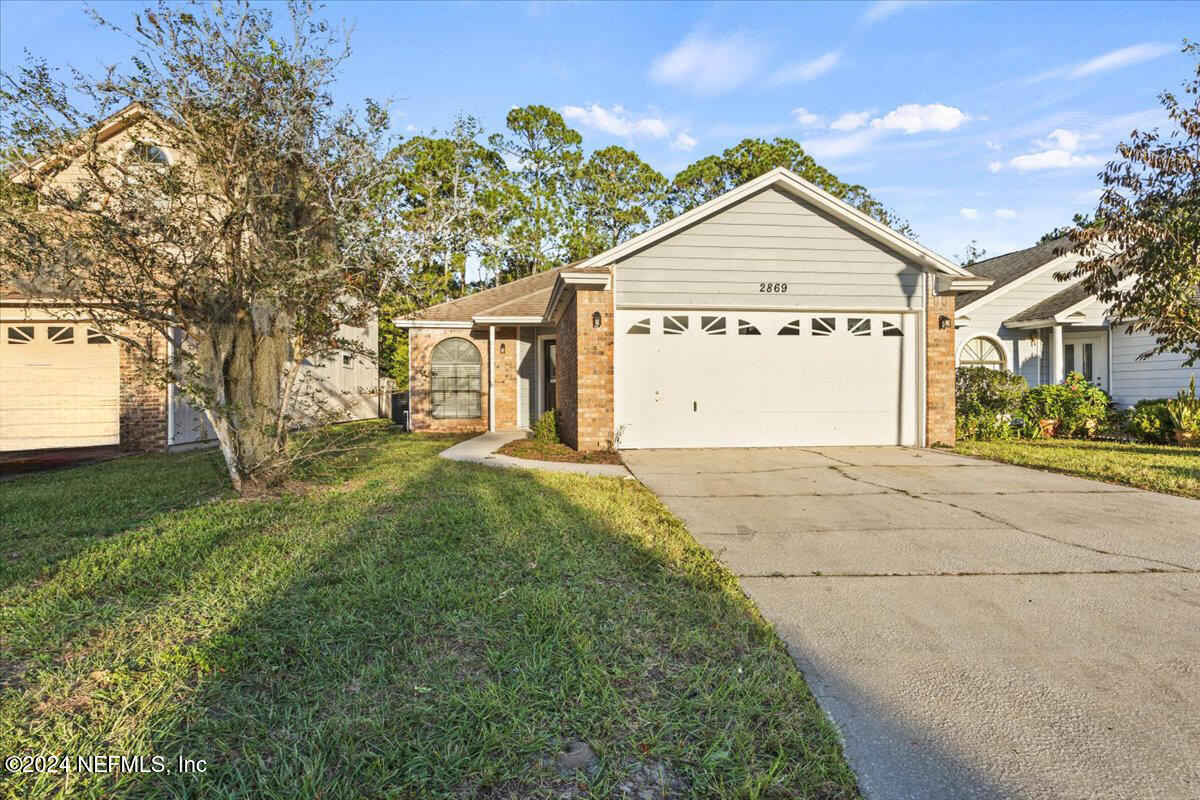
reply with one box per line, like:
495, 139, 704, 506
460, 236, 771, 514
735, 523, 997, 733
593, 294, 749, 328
959, 336, 1006, 369
430, 337, 481, 419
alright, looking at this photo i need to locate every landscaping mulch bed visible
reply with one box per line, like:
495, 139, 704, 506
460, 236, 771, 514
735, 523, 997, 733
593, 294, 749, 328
497, 437, 625, 465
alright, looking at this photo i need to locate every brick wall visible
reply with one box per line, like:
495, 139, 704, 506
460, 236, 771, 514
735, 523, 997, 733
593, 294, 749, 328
492, 327, 519, 430
925, 285, 957, 446
408, 327, 490, 434
119, 323, 168, 452
555, 296, 579, 448
554, 280, 614, 451
573, 284, 614, 450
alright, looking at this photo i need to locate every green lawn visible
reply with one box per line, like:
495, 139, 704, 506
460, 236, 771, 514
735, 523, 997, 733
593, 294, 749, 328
955, 438, 1200, 499
0, 422, 857, 799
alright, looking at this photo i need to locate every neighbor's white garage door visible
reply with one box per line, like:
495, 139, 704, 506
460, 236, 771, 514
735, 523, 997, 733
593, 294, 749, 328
0, 322, 120, 451
616, 310, 920, 449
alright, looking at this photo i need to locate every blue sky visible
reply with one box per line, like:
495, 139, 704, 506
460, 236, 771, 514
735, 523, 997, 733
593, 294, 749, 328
1, 0, 1194, 261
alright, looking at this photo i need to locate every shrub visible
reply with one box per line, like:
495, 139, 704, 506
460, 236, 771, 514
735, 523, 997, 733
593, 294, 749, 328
1166, 376, 1200, 446
1128, 399, 1174, 443
532, 409, 559, 444
955, 366, 1027, 440
1023, 371, 1110, 437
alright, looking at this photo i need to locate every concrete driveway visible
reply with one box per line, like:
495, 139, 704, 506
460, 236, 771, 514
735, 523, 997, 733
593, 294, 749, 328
623, 446, 1200, 800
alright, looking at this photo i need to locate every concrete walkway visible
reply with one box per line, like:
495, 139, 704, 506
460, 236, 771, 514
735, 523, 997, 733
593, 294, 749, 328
624, 446, 1200, 800
440, 430, 631, 478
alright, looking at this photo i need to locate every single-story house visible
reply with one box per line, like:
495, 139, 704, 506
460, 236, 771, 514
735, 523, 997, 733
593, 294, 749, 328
955, 239, 1197, 405
0, 103, 383, 457
397, 167, 992, 450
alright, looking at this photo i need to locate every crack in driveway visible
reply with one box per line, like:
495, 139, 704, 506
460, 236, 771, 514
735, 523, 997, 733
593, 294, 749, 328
827, 465, 1196, 573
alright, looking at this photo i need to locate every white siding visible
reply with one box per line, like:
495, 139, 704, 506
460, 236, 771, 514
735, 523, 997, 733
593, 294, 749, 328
292, 318, 381, 424
1110, 323, 1199, 406
615, 188, 924, 310
956, 259, 1086, 386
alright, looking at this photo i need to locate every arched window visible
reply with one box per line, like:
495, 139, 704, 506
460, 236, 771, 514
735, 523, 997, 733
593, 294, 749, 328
430, 337, 481, 419
959, 336, 1006, 370
127, 142, 170, 165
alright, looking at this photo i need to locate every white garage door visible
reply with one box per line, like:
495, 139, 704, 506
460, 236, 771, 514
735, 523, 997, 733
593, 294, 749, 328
616, 310, 920, 449
0, 322, 120, 451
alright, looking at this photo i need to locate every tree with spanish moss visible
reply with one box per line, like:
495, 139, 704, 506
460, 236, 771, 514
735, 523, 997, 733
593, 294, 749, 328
0, 1, 396, 491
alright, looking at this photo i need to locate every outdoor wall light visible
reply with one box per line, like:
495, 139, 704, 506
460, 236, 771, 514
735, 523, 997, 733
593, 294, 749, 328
938, 315, 951, 330
592, 311, 602, 328
499, 342, 505, 354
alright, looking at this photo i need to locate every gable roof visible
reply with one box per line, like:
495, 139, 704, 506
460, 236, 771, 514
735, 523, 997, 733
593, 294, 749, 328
956, 237, 1074, 309
569, 167, 971, 277
404, 262, 580, 322
1005, 281, 1096, 324
398, 168, 972, 327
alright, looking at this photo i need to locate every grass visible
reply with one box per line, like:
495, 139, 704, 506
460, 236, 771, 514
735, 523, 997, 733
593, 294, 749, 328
496, 437, 624, 465
955, 438, 1200, 499
0, 421, 857, 799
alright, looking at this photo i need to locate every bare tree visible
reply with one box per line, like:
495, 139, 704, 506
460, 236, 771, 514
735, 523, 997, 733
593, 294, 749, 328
0, 1, 396, 491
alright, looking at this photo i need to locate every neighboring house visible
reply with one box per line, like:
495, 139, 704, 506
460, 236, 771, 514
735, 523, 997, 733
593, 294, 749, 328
397, 168, 991, 450
0, 103, 382, 456
955, 239, 1197, 406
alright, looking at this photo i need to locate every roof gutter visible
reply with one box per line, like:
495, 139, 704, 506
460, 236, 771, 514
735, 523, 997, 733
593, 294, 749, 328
392, 319, 473, 329
543, 270, 612, 325
935, 275, 993, 295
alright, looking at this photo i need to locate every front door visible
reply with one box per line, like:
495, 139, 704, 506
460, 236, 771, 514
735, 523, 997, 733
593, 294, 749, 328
542, 339, 556, 412
1062, 333, 1107, 388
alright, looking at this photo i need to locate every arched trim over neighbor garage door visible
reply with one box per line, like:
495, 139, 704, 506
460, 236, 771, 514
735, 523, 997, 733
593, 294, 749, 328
614, 309, 920, 449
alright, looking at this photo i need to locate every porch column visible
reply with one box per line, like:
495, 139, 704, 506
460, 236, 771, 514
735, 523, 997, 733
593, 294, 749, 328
488, 324, 495, 432
1050, 324, 1064, 383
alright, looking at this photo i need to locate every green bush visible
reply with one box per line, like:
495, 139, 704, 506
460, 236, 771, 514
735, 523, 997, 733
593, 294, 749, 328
1022, 371, 1110, 437
1166, 376, 1200, 444
1128, 399, 1174, 443
531, 409, 559, 444
955, 366, 1028, 440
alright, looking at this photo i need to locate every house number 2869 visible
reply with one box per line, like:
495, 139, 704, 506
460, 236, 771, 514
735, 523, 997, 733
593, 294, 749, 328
759, 282, 788, 293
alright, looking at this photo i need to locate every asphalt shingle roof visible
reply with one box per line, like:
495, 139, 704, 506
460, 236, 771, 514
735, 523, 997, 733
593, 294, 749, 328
957, 237, 1074, 309
405, 261, 584, 322
1006, 281, 1096, 323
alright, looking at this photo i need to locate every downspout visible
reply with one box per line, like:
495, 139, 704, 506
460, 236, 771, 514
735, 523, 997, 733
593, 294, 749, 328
166, 329, 176, 447
488, 324, 496, 432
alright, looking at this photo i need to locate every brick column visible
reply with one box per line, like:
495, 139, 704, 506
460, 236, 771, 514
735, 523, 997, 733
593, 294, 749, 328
119, 323, 169, 452
925, 283, 957, 446
556, 280, 614, 451
492, 327, 519, 429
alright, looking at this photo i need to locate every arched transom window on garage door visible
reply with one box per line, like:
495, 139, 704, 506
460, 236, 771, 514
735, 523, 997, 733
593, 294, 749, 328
430, 337, 481, 419
959, 336, 1006, 369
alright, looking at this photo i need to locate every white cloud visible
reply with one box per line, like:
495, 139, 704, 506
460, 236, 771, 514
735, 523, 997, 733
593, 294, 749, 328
1009, 149, 1103, 171
1006, 126, 1104, 171
771, 51, 842, 84
959, 207, 980, 220
988, 161, 1003, 173
871, 103, 971, 134
863, 1, 916, 23
560, 104, 669, 139
985, 139, 1002, 151
830, 110, 873, 131
802, 129, 882, 159
792, 107, 823, 127
1038, 128, 1084, 151
649, 32, 766, 96
670, 132, 698, 152
993, 208, 1016, 219
1070, 42, 1175, 78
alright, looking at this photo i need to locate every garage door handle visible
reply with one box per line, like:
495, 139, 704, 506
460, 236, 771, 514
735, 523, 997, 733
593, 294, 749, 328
693, 401, 697, 412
